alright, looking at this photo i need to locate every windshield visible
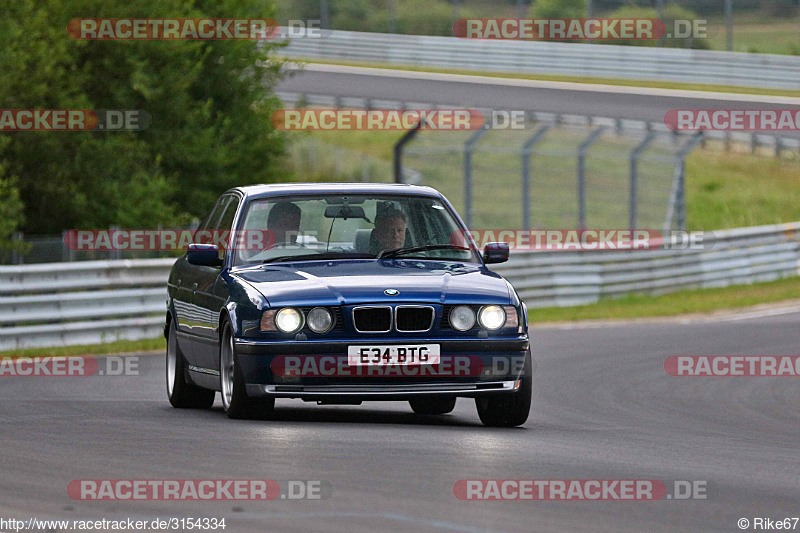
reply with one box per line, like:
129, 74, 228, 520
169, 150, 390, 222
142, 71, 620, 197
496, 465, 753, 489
231, 194, 480, 266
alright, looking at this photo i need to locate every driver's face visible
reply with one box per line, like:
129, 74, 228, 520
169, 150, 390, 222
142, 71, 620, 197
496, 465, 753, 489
272, 213, 301, 243
376, 217, 406, 250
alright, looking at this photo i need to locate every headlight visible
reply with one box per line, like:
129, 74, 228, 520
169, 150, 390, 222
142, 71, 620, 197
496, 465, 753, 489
275, 308, 304, 333
449, 305, 476, 331
306, 307, 334, 333
478, 305, 506, 330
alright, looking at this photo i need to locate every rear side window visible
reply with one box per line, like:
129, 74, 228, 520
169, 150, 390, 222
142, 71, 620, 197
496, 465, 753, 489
194, 197, 226, 244
213, 196, 239, 232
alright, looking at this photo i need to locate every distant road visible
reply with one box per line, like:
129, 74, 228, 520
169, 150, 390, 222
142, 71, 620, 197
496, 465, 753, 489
277, 64, 800, 140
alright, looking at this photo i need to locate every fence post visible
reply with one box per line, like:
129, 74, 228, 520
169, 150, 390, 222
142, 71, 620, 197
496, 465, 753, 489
392, 119, 424, 184
629, 131, 657, 230
464, 126, 489, 228
61, 230, 69, 262
664, 132, 703, 233
521, 125, 550, 230
362, 155, 369, 182
11, 232, 23, 265
320, 0, 329, 30
577, 127, 605, 230
388, 0, 396, 33
725, 0, 733, 51
656, 0, 665, 47
110, 225, 121, 260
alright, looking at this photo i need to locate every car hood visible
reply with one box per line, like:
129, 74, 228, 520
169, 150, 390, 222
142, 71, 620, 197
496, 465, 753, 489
232, 259, 511, 307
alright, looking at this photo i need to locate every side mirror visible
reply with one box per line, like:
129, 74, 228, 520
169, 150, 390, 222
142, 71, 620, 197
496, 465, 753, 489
483, 242, 509, 264
187, 243, 222, 267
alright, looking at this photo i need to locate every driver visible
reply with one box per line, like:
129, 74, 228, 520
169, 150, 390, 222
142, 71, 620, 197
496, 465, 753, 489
267, 201, 301, 246
369, 209, 407, 254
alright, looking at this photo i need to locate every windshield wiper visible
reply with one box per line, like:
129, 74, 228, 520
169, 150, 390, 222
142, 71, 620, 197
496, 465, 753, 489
377, 244, 470, 259
261, 252, 372, 264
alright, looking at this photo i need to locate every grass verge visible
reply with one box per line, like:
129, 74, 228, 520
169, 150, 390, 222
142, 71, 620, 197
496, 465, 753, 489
531, 276, 800, 322
0, 337, 165, 358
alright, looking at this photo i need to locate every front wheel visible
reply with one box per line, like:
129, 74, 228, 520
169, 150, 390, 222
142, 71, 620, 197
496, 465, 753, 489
220, 322, 275, 420
475, 349, 532, 427
166, 319, 215, 409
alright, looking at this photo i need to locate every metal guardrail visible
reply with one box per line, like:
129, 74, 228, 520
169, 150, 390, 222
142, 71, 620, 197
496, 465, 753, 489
279, 29, 800, 90
0, 222, 798, 349
493, 222, 800, 308
0, 259, 174, 350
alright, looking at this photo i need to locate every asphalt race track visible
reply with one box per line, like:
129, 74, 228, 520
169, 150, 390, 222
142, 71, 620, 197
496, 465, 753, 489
1, 310, 799, 532
277, 64, 800, 140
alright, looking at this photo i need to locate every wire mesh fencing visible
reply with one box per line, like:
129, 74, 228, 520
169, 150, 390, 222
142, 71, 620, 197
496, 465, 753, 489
400, 117, 696, 233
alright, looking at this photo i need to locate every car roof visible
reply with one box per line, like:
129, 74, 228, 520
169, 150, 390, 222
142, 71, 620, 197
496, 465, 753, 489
229, 182, 442, 200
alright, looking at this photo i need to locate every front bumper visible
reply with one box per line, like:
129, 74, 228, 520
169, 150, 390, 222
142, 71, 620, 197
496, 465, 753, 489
246, 380, 520, 401
235, 336, 529, 401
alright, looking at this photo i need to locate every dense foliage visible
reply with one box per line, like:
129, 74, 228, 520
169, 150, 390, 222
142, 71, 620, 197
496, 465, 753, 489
0, 0, 286, 240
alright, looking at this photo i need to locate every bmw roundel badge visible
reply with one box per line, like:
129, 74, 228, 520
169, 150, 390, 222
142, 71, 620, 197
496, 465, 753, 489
384, 289, 399, 296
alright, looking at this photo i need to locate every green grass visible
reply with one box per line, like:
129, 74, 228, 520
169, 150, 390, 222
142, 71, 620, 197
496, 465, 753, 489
706, 14, 800, 55
0, 337, 165, 358
686, 149, 800, 230
288, 58, 800, 98
283, 129, 800, 231
531, 276, 800, 322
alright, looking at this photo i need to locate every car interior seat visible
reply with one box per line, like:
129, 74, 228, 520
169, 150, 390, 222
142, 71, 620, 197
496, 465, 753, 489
354, 229, 372, 252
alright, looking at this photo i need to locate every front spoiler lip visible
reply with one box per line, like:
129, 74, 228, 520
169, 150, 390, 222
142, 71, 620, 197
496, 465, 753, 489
234, 337, 529, 355
245, 380, 519, 400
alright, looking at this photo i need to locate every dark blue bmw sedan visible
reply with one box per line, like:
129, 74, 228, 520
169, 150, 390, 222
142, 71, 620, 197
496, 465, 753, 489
165, 183, 531, 426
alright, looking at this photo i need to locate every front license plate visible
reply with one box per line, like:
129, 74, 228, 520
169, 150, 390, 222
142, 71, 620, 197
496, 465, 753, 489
347, 344, 441, 366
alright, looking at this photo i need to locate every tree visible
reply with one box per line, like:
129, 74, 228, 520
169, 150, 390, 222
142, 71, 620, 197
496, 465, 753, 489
0, 0, 287, 235
531, 0, 587, 19
0, 160, 25, 254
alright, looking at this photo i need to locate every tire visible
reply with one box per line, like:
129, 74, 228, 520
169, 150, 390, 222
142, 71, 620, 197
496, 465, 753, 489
219, 322, 275, 420
475, 349, 532, 427
166, 318, 215, 409
409, 396, 457, 415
